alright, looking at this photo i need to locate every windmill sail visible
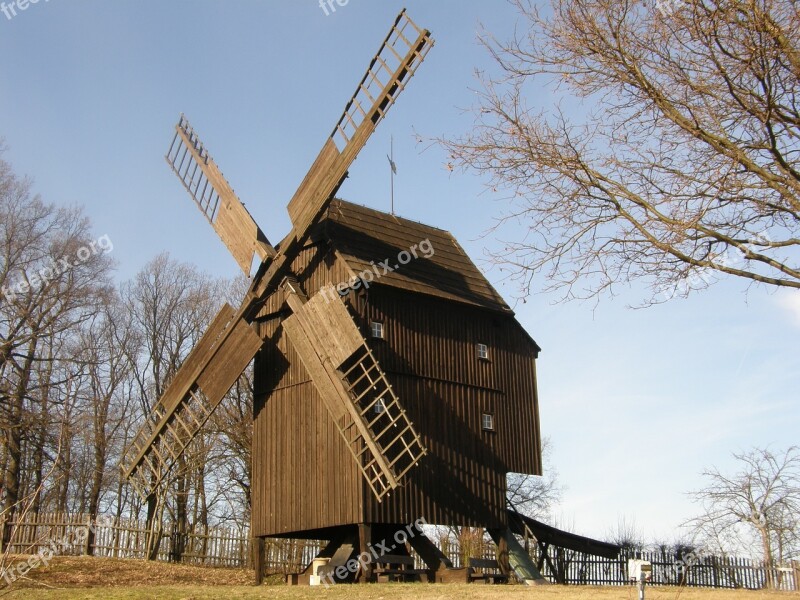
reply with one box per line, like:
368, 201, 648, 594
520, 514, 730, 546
121, 304, 262, 500
166, 116, 275, 276
286, 9, 433, 235
125, 10, 433, 504
282, 284, 426, 501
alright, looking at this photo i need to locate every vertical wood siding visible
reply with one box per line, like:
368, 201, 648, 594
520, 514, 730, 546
251, 241, 542, 536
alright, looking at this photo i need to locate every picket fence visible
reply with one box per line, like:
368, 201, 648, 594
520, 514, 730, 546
533, 548, 799, 590
1, 513, 797, 589
0, 512, 313, 573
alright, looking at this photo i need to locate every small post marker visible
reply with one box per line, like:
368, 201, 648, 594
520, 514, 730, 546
628, 558, 652, 600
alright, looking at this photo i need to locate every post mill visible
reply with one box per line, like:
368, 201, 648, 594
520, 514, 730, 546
120, 10, 613, 585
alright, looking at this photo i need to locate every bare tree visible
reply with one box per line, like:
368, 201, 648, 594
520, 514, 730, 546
607, 515, 646, 554
120, 253, 225, 560
0, 153, 113, 543
76, 297, 138, 553
507, 437, 562, 520
442, 0, 800, 304
687, 446, 799, 588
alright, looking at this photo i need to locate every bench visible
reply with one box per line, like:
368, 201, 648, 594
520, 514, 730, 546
373, 554, 430, 582
467, 558, 509, 584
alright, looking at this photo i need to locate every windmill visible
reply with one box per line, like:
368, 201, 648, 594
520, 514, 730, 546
121, 9, 559, 586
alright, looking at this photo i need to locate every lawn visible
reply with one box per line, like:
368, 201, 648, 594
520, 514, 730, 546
1, 557, 798, 600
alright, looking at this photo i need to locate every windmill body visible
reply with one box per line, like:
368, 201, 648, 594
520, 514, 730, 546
121, 11, 547, 584
252, 200, 543, 543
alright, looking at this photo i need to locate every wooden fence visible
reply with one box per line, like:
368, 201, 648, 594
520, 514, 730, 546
1, 513, 797, 590
0, 513, 312, 572
532, 548, 798, 590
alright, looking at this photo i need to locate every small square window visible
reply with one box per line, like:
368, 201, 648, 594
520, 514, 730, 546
476, 343, 489, 360
370, 321, 384, 339
482, 413, 495, 431
374, 397, 387, 415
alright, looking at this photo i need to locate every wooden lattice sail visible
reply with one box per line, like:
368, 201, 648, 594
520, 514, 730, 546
120, 304, 262, 499
282, 284, 426, 501
121, 9, 433, 505
166, 116, 275, 276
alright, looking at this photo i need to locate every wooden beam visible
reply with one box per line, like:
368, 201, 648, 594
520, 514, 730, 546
167, 117, 275, 276
358, 524, 372, 583
285, 10, 433, 237
254, 536, 265, 585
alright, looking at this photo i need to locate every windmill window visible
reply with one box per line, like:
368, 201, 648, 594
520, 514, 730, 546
370, 321, 384, 339
482, 413, 495, 432
476, 343, 489, 360
374, 397, 387, 415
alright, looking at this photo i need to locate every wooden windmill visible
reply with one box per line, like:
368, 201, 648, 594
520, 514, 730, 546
122, 9, 555, 585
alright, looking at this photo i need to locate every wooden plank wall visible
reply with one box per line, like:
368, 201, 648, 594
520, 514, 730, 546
251, 241, 362, 537
360, 286, 541, 527
251, 239, 542, 536
363, 286, 542, 475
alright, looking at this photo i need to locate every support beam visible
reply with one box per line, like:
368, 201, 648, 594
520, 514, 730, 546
488, 527, 548, 586
358, 524, 373, 583
496, 534, 511, 577
254, 537, 265, 585
408, 530, 453, 572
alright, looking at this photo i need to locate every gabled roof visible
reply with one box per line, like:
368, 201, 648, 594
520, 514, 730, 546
320, 199, 512, 314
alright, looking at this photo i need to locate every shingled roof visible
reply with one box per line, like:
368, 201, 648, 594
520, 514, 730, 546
320, 199, 512, 314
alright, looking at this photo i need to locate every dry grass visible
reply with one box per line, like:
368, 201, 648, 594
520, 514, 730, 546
0, 555, 253, 593
1, 556, 798, 600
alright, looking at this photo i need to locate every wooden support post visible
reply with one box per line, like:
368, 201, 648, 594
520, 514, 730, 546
358, 524, 372, 583
496, 533, 511, 576
254, 536, 265, 585
792, 560, 799, 592
83, 515, 92, 556
408, 529, 453, 572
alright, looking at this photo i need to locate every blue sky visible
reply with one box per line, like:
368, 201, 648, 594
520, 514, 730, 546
1, 1, 798, 547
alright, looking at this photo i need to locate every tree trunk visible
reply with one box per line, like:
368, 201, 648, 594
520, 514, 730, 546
760, 527, 775, 589
86, 400, 108, 556
1, 344, 36, 546
145, 492, 161, 561
30, 367, 52, 516
171, 457, 189, 563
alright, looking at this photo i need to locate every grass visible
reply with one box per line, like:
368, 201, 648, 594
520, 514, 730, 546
1, 556, 798, 600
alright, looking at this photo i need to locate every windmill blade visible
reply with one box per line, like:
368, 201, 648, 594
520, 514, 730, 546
286, 9, 433, 236
121, 303, 262, 500
166, 116, 276, 277
281, 282, 426, 501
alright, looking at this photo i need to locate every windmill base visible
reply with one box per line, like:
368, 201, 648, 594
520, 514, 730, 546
257, 523, 528, 586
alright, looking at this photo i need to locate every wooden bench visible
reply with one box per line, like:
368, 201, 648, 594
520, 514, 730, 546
467, 558, 509, 584
373, 554, 430, 582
